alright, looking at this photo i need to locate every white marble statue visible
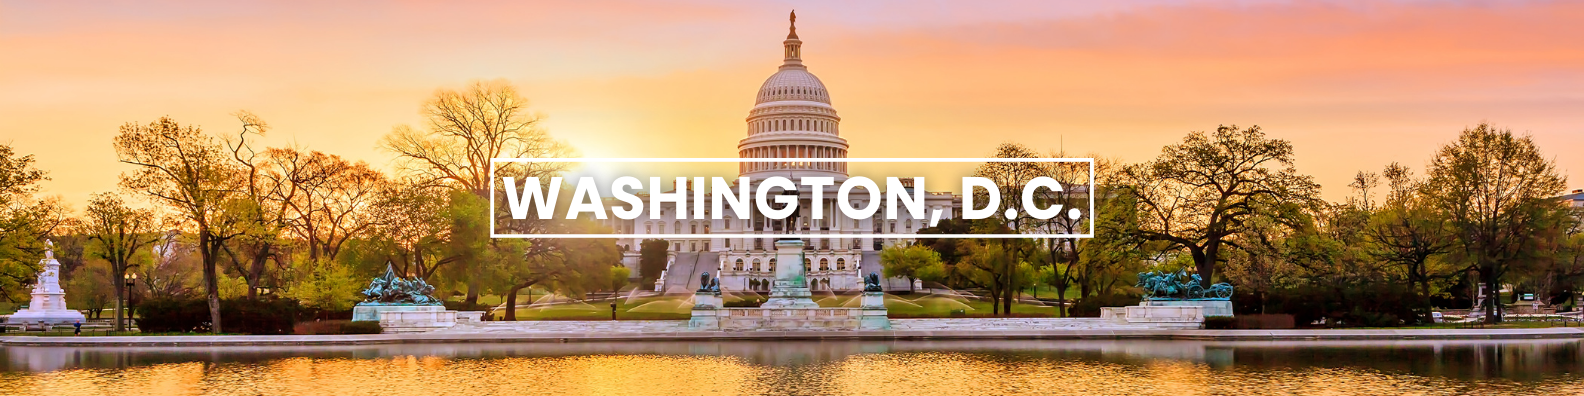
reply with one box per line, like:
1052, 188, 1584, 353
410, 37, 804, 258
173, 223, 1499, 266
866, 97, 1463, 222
5, 239, 87, 327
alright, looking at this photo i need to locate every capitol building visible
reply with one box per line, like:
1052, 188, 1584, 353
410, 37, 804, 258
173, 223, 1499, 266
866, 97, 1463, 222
606, 13, 959, 293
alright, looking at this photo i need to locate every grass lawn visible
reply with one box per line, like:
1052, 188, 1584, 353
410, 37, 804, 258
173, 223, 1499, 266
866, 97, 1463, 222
499, 295, 691, 320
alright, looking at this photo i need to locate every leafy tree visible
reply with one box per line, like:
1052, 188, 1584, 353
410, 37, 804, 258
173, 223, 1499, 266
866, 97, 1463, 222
971, 143, 1044, 315
0, 144, 66, 301
83, 192, 161, 331
1074, 191, 1146, 301
283, 258, 363, 312
492, 220, 620, 320
951, 238, 1036, 314
609, 266, 632, 292
638, 239, 670, 283
881, 244, 941, 293
115, 117, 250, 333
369, 182, 456, 281
1028, 153, 1134, 315
1120, 125, 1320, 287
916, 218, 973, 287
65, 261, 115, 319
1366, 163, 1457, 302
1422, 123, 1568, 323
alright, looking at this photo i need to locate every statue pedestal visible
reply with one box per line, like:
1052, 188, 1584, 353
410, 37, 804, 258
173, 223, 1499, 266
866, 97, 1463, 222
1102, 305, 1206, 329
688, 292, 722, 330
1142, 300, 1234, 317
353, 304, 456, 333
762, 240, 818, 309
858, 291, 891, 330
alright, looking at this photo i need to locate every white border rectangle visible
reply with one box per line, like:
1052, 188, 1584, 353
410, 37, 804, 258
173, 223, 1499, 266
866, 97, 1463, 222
489, 158, 1095, 239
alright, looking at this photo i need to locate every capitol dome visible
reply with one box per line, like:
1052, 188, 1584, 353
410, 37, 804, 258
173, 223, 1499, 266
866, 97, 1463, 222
756, 69, 830, 105
738, 11, 849, 180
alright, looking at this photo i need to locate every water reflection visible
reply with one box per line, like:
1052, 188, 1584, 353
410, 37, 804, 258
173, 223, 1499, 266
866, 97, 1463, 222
0, 339, 1580, 395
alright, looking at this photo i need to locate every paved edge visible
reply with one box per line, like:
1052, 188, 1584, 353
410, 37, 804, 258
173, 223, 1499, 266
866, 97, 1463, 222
2, 327, 1581, 347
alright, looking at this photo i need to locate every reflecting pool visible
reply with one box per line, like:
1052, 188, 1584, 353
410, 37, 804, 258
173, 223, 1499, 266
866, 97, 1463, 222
1, 339, 1580, 395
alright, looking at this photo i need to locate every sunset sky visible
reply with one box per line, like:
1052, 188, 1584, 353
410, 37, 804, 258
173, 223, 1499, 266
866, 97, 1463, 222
2, 0, 1582, 207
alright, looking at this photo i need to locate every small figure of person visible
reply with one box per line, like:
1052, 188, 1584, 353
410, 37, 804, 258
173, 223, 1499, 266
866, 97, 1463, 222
73, 320, 82, 336
610, 301, 618, 321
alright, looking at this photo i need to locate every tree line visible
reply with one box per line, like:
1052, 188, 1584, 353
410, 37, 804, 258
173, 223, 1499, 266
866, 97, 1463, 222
0, 80, 623, 333
890, 124, 1579, 325
2, 79, 1578, 329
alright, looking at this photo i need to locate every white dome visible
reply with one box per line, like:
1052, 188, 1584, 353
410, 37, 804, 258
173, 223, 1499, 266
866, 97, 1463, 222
738, 13, 848, 180
756, 69, 831, 105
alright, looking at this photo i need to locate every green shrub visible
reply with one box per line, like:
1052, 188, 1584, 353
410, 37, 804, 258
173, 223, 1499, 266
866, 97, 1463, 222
444, 300, 493, 312
293, 320, 383, 335
949, 309, 966, 316
1069, 294, 1140, 317
1204, 316, 1236, 329
136, 298, 302, 334
342, 321, 383, 334
136, 298, 211, 333
222, 298, 302, 335
1234, 314, 1296, 329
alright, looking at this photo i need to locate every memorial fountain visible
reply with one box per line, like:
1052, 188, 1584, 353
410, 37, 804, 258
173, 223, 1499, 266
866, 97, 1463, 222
689, 239, 889, 331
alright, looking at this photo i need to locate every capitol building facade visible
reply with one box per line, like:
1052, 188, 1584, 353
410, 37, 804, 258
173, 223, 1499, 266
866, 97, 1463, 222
605, 14, 959, 293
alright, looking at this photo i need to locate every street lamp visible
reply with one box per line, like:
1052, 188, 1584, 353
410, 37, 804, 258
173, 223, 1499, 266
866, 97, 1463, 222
122, 273, 137, 332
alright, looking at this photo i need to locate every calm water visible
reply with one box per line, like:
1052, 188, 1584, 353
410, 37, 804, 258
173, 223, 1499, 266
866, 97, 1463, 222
0, 339, 1581, 395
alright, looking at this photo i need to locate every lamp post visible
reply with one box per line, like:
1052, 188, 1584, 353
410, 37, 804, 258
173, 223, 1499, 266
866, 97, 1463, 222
122, 273, 137, 332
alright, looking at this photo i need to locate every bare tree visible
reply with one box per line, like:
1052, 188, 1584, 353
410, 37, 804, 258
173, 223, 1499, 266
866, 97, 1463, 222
265, 149, 386, 262
381, 80, 573, 304
382, 79, 571, 194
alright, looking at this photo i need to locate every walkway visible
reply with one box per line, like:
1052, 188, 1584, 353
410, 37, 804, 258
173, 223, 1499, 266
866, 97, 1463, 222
2, 319, 1581, 347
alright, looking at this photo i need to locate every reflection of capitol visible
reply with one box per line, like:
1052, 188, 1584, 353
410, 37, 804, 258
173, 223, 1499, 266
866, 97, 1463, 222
606, 13, 957, 293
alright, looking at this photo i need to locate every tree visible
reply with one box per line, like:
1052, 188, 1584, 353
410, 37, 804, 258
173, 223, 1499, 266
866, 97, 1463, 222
1072, 190, 1146, 303
382, 80, 573, 301
638, 239, 671, 283
1029, 153, 1130, 315
916, 218, 973, 287
1120, 125, 1320, 287
382, 79, 571, 194
65, 261, 115, 319
609, 266, 632, 293
1366, 163, 1457, 302
115, 116, 244, 333
951, 237, 1035, 315
369, 181, 456, 281
492, 220, 620, 321
216, 113, 295, 301
971, 143, 1045, 315
0, 144, 68, 301
1422, 123, 1568, 323
283, 258, 363, 312
265, 148, 386, 262
82, 192, 160, 331
881, 244, 941, 293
